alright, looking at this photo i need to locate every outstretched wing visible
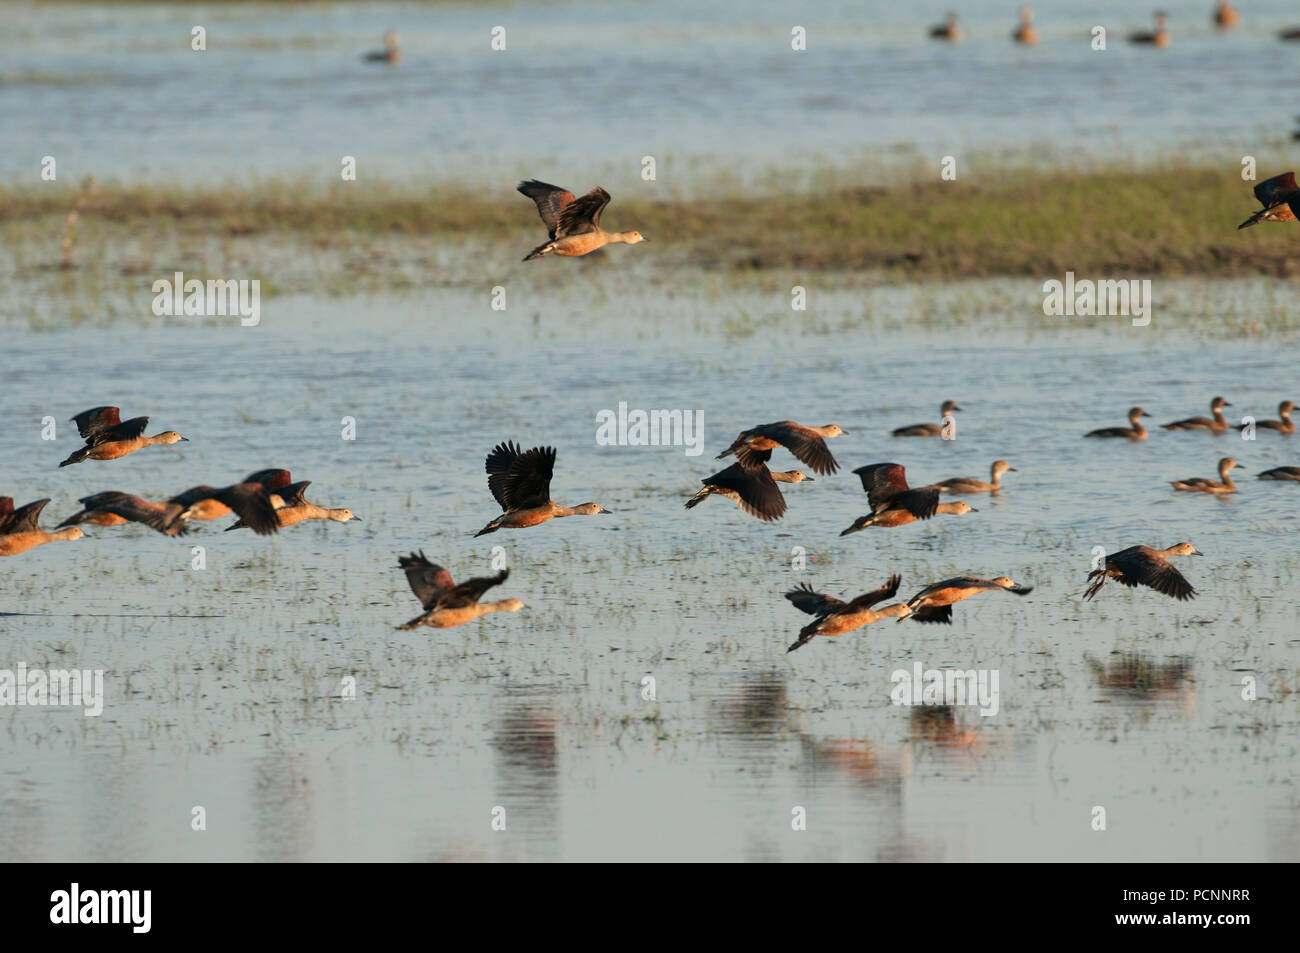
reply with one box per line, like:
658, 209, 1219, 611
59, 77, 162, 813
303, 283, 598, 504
70, 406, 121, 439
243, 468, 293, 490
1255, 171, 1299, 208
6, 499, 50, 534
1111, 549, 1196, 600
0, 497, 14, 534
435, 569, 509, 610
555, 187, 611, 238
74, 491, 175, 535
701, 463, 787, 521
398, 550, 456, 610
854, 462, 910, 510
517, 179, 576, 240
784, 582, 844, 617
93, 416, 149, 445
841, 574, 903, 612
274, 481, 312, 508
486, 442, 555, 511
756, 422, 839, 476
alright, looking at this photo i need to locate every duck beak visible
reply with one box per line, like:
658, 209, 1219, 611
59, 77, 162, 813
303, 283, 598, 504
968, 507, 980, 512
839, 429, 851, 435
1191, 549, 1204, 556
351, 515, 363, 521
180, 436, 190, 442
805, 476, 816, 482
1007, 467, 1019, 472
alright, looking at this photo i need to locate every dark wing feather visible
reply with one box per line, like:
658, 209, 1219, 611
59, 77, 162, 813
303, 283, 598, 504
0, 497, 13, 534
398, 550, 456, 609
891, 488, 940, 519
758, 422, 839, 475
6, 499, 50, 534
910, 604, 953, 624
210, 484, 280, 535
702, 463, 786, 521
841, 574, 903, 612
93, 416, 149, 445
243, 468, 293, 490
435, 569, 509, 610
785, 582, 844, 617
73, 491, 176, 535
854, 463, 910, 510
71, 406, 121, 438
517, 180, 575, 240
1110, 548, 1196, 601
1255, 171, 1299, 207
486, 443, 555, 511
732, 445, 775, 470
555, 187, 610, 237
274, 481, 312, 507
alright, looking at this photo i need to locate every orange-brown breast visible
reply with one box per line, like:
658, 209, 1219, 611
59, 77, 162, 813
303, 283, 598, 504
187, 499, 232, 521
0, 533, 45, 556
873, 509, 919, 527
554, 233, 609, 257
89, 440, 144, 461
818, 614, 869, 637
85, 511, 129, 527
502, 508, 557, 529
923, 586, 973, 607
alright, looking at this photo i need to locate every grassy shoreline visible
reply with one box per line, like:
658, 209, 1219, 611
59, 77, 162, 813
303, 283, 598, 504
2, 164, 1296, 277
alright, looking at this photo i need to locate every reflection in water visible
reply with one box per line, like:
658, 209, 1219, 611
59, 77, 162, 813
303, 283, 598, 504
1086, 653, 1196, 711
492, 696, 560, 861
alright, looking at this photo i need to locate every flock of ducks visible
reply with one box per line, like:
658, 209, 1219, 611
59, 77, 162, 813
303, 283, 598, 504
1, 406, 360, 558
7, 161, 1297, 646
928, 4, 1299, 47
8, 389, 1295, 646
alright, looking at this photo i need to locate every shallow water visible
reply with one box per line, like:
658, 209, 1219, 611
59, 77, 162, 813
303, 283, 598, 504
6, 0, 1300, 185
3, 281, 1298, 861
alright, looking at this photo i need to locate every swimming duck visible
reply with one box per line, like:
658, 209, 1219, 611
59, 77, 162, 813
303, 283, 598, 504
903, 576, 1034, 624
517, 180, 647, 261
891, 400, 961, 438
1085, 406, 1151, 439
715, 421, 845, 475
936, 460, 1016, 494
0, 499, 84, 556
1013, 7, 1039, 44
784, 574, 908, 652
1083, 543, 1200, 601
1161, 396, 1231, 432
1170, 457, 1243, 494
929, 12, 961, 42
1239, 400, 1295, 434
1213, 2, 1239, 29
1257, 466, 1300, 481
1129, 11, 1169, 47
685, 465, 811, 522
58, 406, 187, 467
395, 552, 523, 630
475, 442, 611, 536
363, 30, 401, 65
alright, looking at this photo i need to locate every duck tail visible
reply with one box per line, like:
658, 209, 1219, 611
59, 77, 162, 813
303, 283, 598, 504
523, 241, 554, 262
